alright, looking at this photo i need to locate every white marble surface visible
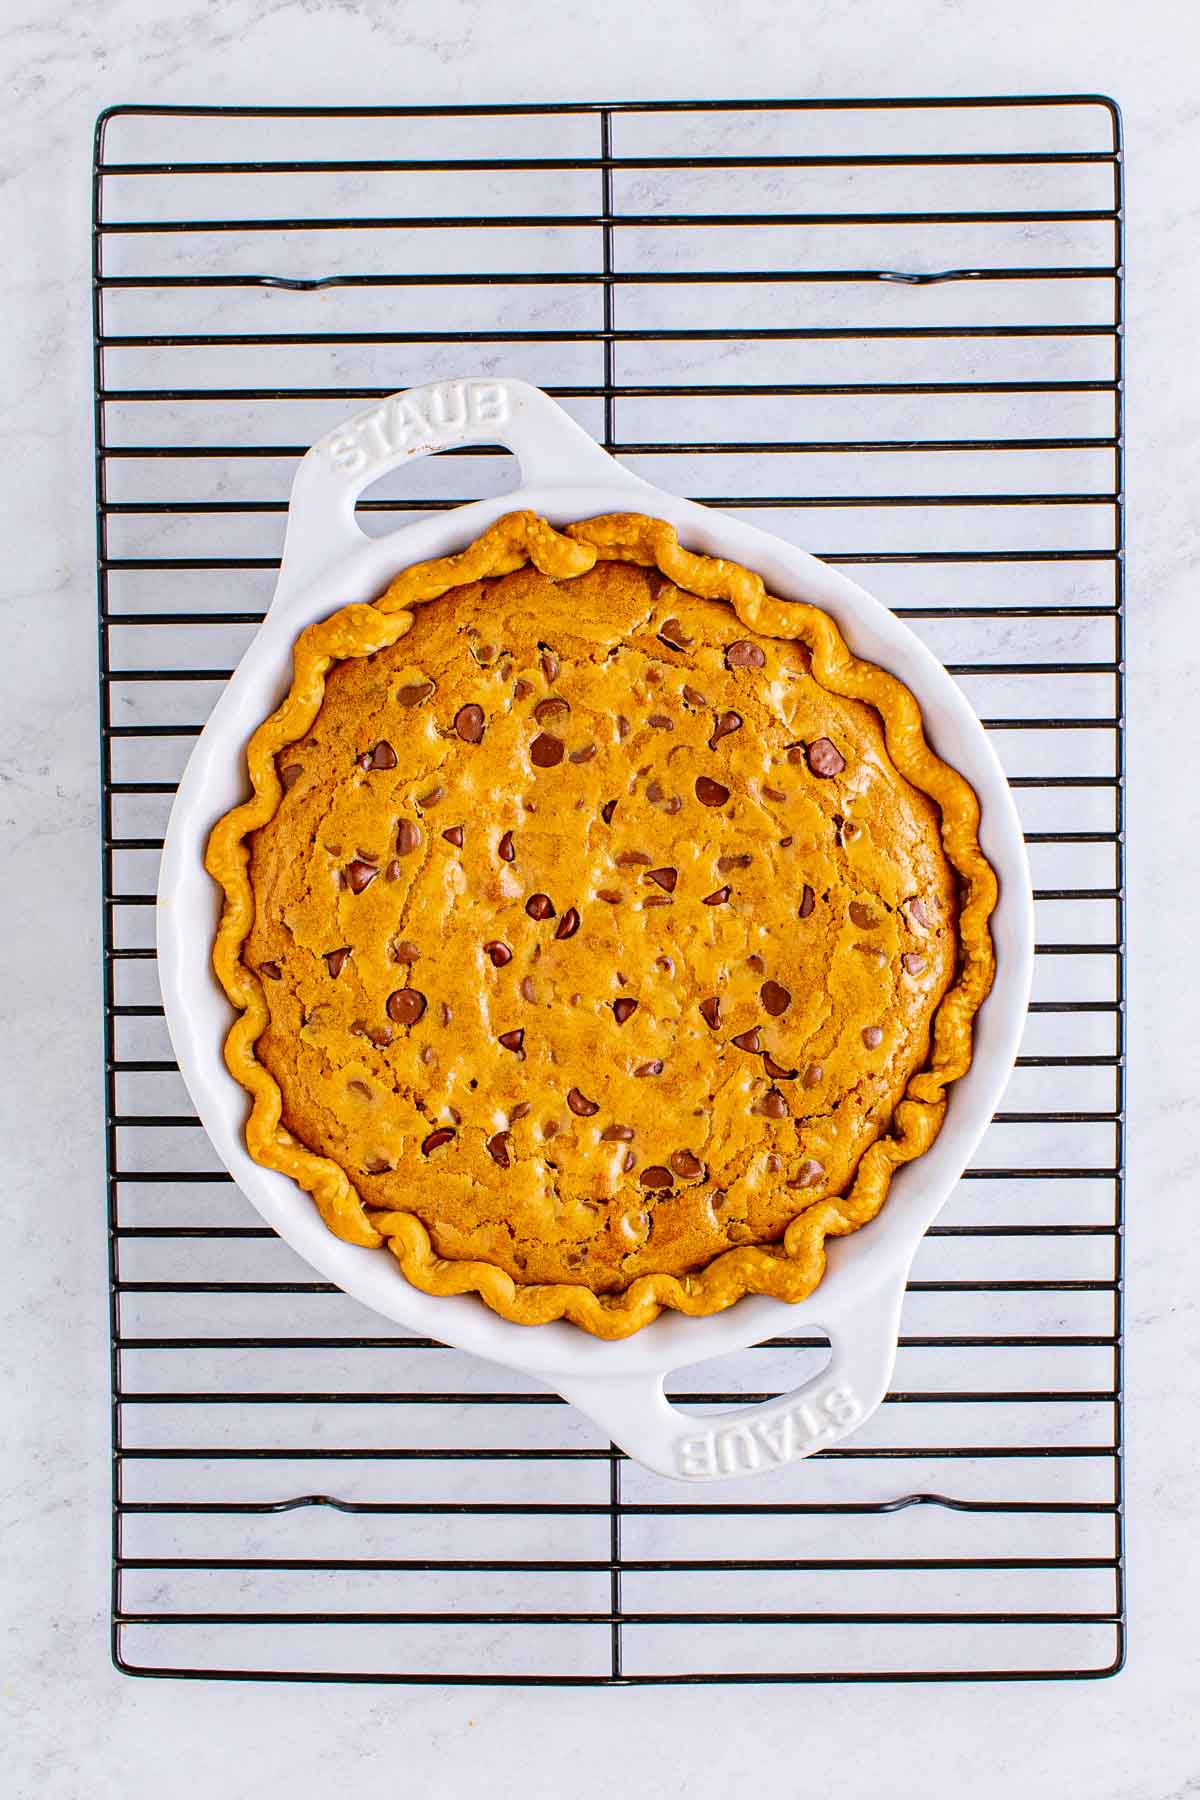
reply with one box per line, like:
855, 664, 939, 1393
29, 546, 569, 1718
2, 0, 1197, 1794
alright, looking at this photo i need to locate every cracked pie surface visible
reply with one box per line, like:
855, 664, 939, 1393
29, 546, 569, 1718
207, 512, 997, 1339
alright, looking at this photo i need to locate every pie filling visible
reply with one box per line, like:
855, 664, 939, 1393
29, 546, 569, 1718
208, 512, 997, 1337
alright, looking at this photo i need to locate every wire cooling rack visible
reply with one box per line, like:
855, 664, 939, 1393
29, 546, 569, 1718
93, 96, 1125, 1684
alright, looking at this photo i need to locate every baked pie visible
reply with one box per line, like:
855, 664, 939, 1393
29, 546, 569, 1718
207, 512, 997, 1339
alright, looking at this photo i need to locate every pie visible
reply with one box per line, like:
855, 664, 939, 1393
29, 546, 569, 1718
207, 511, 997, 1339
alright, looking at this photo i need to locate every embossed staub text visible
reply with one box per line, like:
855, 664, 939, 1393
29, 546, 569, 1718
674, 1382, 863, 1479
324, 381, 510, 477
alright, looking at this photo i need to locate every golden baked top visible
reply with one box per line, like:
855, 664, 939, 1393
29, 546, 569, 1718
207, 512, 997, 1338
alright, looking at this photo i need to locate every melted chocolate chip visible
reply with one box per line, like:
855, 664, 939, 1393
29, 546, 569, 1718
510, 1102, 532, 1122
395, 819, 421, 856
617, 851, 652, 868
718, 854, 752, 873
762, 1054, 797, 1080
396, 680, 434, 707
391, 939, 420, 964
658, 618, 693, 650
497, 1028, 525, 1054
612, 998, 639, 1025
345, 859, 378, 894
699, 997, 721, 1030
789, 1159, 825, 1190
670, 1149, 703, 1179
569, 743, 597, 764
530, 733, 565, 768
725, 639, 765, 670
279, 763, 303, 791
647, 713, 674, 730
731, 1028, 761, 1053
634, 1059, 664, 1077
484, 940, 512, 968
640, 1165, 674, 1190
682, 685, 709, 708
259, 961, 282, 981
601, 1123, 635, 1142
534, 697, 570, 725
520, 976, 537, 1003
862, 1025, 884, 1049
498, 829, 515, 862
386, 988, 427, 1026
848, 901, 877, 929
708, 710, 743, 749
421, 1127, 455, 1155
554, 907, 581, 940
540, 649, 560, 683
324, 948, 349, 979
760, 980, 791, 1017
596, 888, 623, 905
762, 786, 786, 803
417, 785, 444, 809
526, 894, 555, 921
442, 825, 464, 847
747, 954, 765, 974
756, 1089, 788, 1119
567, 1087, 599, 1117
803, 1062, 823, 1089
486, 1131, 512, 1169
806, 737, 846, 778
695, 775, 731, 808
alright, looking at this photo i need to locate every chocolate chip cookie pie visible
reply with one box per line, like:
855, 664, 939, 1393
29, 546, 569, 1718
207, 511, 997, 1339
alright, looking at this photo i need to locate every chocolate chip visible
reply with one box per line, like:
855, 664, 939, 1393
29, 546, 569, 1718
520, 976, 537, 1003
616, 714, 630, 740
453, 703, 485, 744
657, 955, 675, 974
682, 685, 709, 707
486, 1131, 512, 1168
622, 1150, 636, 1173
259, 961, 282, 981
799, 885, 815, 919
908, 897, 932, 928
902, 952, 928, 975
855, 942, 886, 963
386, 988, 427, 1026
766, 1153, 783, 1173
601, 1123, 635, 1141
396, 680, 434, 707
601, 800, 618, 825
762, 786, 786, 803
510, 1102, 532, 1122
362, 1155, 392, 1174
542, 1119, 560, 1139
395, 819, 420, 857
567, 1087, 599, 1117
498, 829, 515, 862
498, 1028, 525, 1054
535, 697, 570, 725
763, 1054, 797, 1080
848, 901, 877, 929
513, 677, 534, 702
671, 1149, 703, 1179
702, 885, 731, 907
345, 859, 378, 894
369, 741, 397, 770
324, 948, 349, 979
658, 618, 693, 649
596, 889, 623, 905
616, 852, 651, 869
695, 776, 730, 808
554, 907, 581, 940
756, 1089, 788, 1119
391, 939, 420, 963
803, 1062, 823, 1089
569, 743, 597, 764
385, 860, 402, 881
442, 825, 464, 847
421, 1127, 455, 1155
540, 649, 560, 683
760, 980, 791, 1017
725, 639, 765, 670
708, 710, 743, 749
806, 737, 845, 778
644, 866, 678, 894
531, 733, 565, 768
612, 998, 639, 1025
647, 713, 674, 731
347, 1080, 371, 1098
779, 836, 794, 849
640, 1165, 674, 1190
786, 745, 806, 765
731, 1028, 761, 1053
789, 1159, 825, 1190
526, 893, 555, 921
635, 1059, 664, 1077
718, 854, 752, 874
417, 785, 444, 809
699, 997, 721, 1030
862, 1026, 884, 1049
747, 954, 765, 974
484, 940, 512, 968
279, 763, 303, 791
473, 644, 497, 666
352, 1020, 393, 1048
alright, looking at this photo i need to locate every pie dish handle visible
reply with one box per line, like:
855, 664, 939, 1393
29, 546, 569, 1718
553, 1278, 904, 1482
274, 376, 648, 606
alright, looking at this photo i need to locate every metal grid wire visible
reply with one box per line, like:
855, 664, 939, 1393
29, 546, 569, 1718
93, 96, 1125, 1684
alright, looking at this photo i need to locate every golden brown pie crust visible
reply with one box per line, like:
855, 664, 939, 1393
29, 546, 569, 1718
207, 511, 997, 1339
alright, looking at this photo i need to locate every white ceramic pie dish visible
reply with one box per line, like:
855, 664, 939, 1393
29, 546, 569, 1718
158, 378, 1034, 1483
